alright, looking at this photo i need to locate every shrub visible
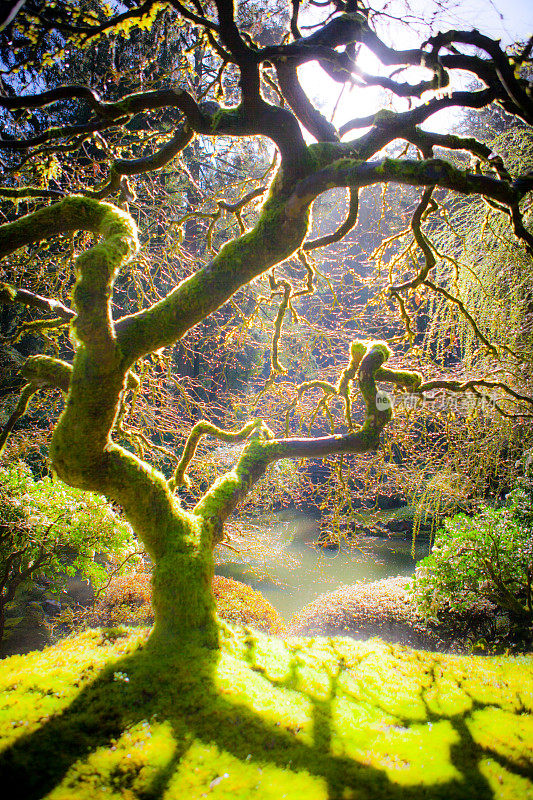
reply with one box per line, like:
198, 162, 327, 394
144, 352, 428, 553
0, 461, 137, 645
212, 575, 286, 635
411, 455, 533, 625
70, 571, 286, 635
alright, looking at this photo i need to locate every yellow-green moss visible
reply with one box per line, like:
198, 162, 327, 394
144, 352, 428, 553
0, 627, 531, 799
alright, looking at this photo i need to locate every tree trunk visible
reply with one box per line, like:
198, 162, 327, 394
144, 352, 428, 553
148, 512, 218, 648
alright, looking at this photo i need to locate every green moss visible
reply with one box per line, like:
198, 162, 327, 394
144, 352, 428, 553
194, 437, 271, 524
372, 109, 398, 126
374, 367, 423, 390
0, 282, 17, 302
306, 142, 345, 171
208, 107, 249, 135
350, 341, 367, 362
0, 628, 531, 799
195, 471, 241, 518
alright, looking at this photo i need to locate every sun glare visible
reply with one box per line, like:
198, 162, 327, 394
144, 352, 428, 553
297, 0, 532, 143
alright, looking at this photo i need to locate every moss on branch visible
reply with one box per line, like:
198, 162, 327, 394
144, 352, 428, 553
0, 383, 39, 458
375, 367, 423, 390
0, 199, 218, 641
169, 419, 265, 492
193, 431, 273, 529
115, 179, 311, 366
191, 342, 423, 527
289, 156, 520, 213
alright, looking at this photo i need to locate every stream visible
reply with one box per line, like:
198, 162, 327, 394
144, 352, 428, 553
215, 509, 431, 619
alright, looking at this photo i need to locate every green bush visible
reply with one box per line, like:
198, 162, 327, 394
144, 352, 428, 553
0, 461, 137, 644
412, 453, 533, 624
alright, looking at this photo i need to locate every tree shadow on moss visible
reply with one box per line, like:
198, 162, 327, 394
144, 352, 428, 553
0, 629, 531, 799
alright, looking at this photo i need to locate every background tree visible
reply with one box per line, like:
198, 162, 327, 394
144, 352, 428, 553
1, 0, 533, 650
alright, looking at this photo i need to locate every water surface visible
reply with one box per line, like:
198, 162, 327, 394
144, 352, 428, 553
215, 510, 430, 619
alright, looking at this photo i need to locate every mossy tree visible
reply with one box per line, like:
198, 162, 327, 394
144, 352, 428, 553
1, 0, 533, 649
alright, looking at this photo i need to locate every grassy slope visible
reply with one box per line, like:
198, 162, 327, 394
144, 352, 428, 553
0, 626, 532, 799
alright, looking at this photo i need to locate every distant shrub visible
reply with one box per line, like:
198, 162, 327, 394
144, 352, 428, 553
412, 453, 533, 625
75, 571, 286, 635
212, 575, 286, 634
0, 461, 137, 644
81, 571, 153, 628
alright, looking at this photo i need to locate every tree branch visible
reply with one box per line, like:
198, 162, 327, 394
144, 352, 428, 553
193, 341, 422, 526
288, 156, 525, 218
276, 62, 339, 142
0, 382, 39, 458
169, 418, 266, 491
303, 188, 359, 250
0, 283, 75, 321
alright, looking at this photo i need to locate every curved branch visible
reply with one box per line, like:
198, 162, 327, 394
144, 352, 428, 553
0, 194, 138, 259
404, 128, 493, 161
390, 187, 436, 292
46, 0, 166, 39
267, 274, 291, 376
114, 175, 312, 366
169, 418, 265, 491
0, 85, 308, 175
290, 0, 302, 40
303, 188, 359, 250
430, 29, 533, 124
0, 118, 124, 151
350, 62, 448, 99
193, 341, 422, 525
0, 383, 40, 458
0, 353, 140, 458
22, 354, 73, 391
89, 124, 194, 199
259, 11, 367, 65
339, 88, 496, 138
276, 62, 339, 142
0, 85, 205, 125
0, 186, 64, 199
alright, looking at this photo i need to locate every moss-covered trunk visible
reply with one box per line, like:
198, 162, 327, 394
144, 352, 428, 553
10, 197, 221, 649
147, 512, 218, 648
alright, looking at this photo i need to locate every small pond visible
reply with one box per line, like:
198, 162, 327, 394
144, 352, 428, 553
215, 509, 431, 619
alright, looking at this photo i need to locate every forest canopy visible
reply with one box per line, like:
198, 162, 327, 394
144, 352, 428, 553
0, 0, 532, 646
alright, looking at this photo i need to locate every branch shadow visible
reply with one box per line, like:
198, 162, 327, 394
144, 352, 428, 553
0, 629, 531, 799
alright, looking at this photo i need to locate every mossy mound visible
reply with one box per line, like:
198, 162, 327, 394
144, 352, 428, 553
1, 626, 532, 799
65, 573, 285, 636
213, 576, 286, 635
289, 577, 439, 649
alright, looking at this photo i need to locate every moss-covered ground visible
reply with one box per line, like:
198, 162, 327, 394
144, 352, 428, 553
0, 625, 532, 799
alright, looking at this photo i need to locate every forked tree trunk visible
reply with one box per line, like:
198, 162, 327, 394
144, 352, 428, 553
0, 192, 428, 654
